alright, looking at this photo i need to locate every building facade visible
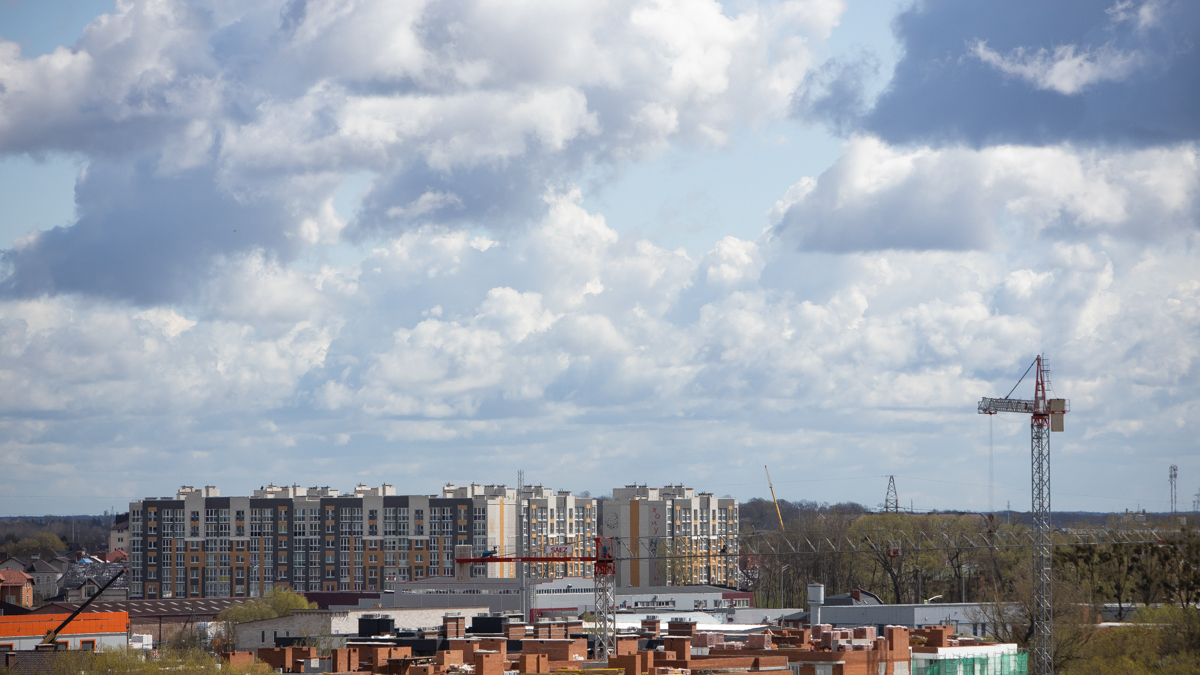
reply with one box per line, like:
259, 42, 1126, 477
599, 485, 739, 587
126, 482, 736, 600
128, 485, 474, 600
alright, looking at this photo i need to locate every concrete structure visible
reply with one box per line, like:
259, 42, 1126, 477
599, 486, 739, 587
232, 605, 490, 650
108, 513, 129, 554
0, 611, 128, 651
782, 602, 1004, 637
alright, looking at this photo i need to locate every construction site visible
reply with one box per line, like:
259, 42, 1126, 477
1, 354, 1196, 675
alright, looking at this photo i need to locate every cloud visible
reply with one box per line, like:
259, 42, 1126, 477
2, 182, 1198, 510
770, 137, 1200, 252
848, 0, 1200, 146
971, 40, 1145, 95
0, 0, 841, 302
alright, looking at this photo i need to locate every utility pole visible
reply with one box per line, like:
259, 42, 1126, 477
979, 354, 1068, 675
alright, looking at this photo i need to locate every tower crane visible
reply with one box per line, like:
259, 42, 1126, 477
979, 355, 1068, 675
455, 537, 617, 660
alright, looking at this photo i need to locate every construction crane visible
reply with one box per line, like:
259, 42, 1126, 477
979, 354, 1068, 675
38, 568, 125, 650
455, 537, 617, 659
765, 466, 786, 531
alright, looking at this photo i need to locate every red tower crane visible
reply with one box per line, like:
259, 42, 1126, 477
979, 355, 1068, 675
455, 537, 617, 659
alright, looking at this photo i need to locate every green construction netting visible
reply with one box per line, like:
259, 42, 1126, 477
912, 652, 1028, 675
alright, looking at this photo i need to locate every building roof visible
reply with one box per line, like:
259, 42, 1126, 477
26, 560, 61, 575
0, 611, 129, 637
56, 562, 128, 591
0, 570, 34, 586
34, 597, 244, 618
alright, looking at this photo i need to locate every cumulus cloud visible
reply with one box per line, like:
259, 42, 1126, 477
770, 137, 1200, 252
0, 0, 841, 302
2, 181, 1198, 509
1, 0, 1197, 512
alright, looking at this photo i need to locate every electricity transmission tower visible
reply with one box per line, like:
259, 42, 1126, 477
979, 355, 1068, 675
884, 476, 899, 513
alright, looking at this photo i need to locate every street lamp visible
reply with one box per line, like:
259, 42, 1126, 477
779, 565, 790, 609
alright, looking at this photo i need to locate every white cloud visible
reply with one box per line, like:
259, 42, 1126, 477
773, 137, 1200, 252
971, 39, 1145, 95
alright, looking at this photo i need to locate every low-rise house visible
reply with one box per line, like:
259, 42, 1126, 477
0, 571, 34, 608
0, 558, 64, 602
52, 562, 129, 602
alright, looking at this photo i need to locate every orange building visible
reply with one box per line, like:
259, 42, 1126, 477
0, 570, 34, 608
0, 611, 130, 651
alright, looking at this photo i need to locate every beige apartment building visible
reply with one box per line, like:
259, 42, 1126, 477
599, 485, 740, 587
125, 482, 736, 599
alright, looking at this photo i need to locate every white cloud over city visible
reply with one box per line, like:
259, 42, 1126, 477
0, 0, 1197, 514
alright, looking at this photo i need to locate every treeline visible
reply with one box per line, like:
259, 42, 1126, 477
736, 506, 1200, 672
0, 514, 114, 556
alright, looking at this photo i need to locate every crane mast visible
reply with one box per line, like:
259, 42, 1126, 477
979, 354, 1068, 675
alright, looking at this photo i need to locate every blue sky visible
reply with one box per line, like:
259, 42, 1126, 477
0, 0, 1197, 516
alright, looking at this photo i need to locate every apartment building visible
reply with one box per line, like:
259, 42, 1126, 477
127, 485, 473, 600
126, 482, 734, 600
599, 485, 739, 588
437, 484, 598, 581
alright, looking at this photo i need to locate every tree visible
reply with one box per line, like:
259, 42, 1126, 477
216, 587, 316, 649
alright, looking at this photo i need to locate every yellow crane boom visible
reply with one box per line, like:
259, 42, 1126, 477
765, 465, 785, 531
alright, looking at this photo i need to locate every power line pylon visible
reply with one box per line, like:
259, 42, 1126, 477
884, 476, 899, 513
1169, 465, 1178, 516
979, 354, 1068, 675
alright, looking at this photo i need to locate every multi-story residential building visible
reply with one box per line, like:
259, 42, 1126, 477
437, 484, 598, 581
125, 481, 734, 599
519, 486, 598, 580
127, 485, 474, 600
599, 485, 739, 588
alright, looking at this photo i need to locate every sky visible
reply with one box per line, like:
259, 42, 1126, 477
0, 0, 1197, 517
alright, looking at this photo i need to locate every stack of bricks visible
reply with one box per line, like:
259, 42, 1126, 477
506, 622, 529, 639
256, 646, 318, 673
518, 653, 550, 674
852, 627, 877, 640
640, 619, 660, 637
693, 632, 722, 648
474, 650, 505, 675
663, 636, 692, 662
362, 645, 412, 673
614, 635, 640, 655
612, 649, 660, 675
565, 620, 584, 636
443, 615, 466, 639
447, 638, 478, 662
534, 621, 553, 639
666, 620, 697, 637
746, 633, 773, 649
